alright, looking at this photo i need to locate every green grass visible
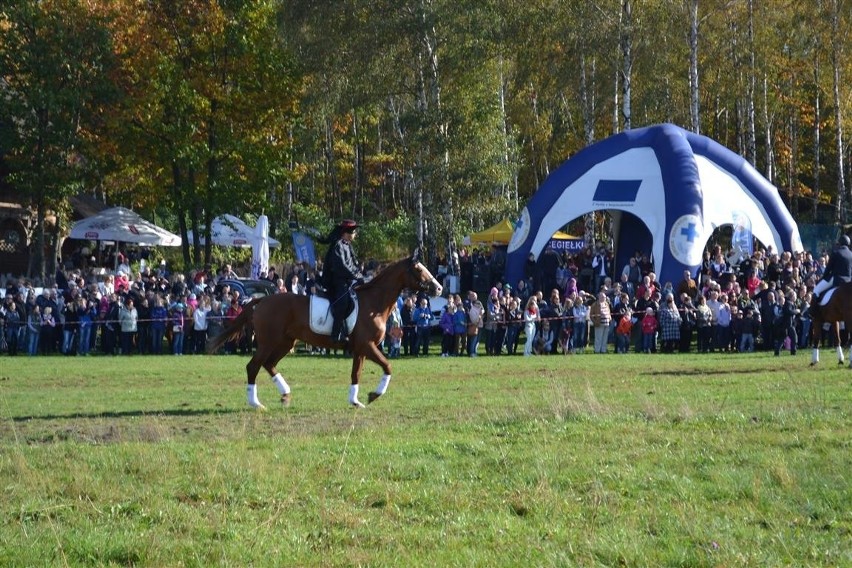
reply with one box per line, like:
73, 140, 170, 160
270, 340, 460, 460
0, 351, 849, 567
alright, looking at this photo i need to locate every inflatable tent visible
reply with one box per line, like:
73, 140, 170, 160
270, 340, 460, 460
505, 123, 803, 287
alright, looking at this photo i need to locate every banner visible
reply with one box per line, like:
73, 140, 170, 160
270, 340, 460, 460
548, 237, 585, 252
292, 232, 317, 267
731, 210, 753, 262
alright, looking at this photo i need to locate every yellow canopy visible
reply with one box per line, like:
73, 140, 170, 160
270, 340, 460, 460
468, 218, 515, 244
551, 230, 579, 240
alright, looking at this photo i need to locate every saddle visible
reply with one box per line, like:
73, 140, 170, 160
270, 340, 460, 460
309, 293, 359, 336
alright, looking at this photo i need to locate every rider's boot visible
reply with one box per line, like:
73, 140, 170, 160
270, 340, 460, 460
331, 318, 347, 344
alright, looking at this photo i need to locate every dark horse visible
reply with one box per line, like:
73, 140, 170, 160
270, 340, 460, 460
809, 283, 852, 367
208, 251, 442, 408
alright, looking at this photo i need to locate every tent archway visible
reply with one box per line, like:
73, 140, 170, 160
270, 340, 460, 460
505, 123, 803, 288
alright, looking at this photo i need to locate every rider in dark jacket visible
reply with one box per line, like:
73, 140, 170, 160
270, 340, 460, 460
322, 219, 364, 343
812, 234, 852, 315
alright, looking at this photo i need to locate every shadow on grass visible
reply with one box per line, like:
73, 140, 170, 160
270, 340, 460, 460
10, 406, 242, 422
647, 369, 744, 376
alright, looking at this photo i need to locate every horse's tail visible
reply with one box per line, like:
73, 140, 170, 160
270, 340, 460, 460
206, 297, 263, 354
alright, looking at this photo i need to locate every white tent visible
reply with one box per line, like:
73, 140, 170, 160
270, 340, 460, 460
69, 206, 181, 246
186, 214, 281, 248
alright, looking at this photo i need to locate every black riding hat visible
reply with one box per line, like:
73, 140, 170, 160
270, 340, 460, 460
839, 234, 850, 247
339, 219, 359, 233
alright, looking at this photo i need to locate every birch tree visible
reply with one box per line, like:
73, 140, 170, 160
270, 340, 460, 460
829, 0, 846, 223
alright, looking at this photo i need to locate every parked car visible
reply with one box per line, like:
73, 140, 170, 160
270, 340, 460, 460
428, 295, 448, 327
214, 278, 277, 303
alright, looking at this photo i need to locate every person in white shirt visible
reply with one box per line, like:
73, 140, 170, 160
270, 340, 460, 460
192, 296, 212, 354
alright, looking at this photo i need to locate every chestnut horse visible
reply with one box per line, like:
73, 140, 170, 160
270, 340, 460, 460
208, 252, 442, 408
809, 283, 852, 367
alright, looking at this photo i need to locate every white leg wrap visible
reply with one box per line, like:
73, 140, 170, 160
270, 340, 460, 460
271, 373, 291, 395
247, 384, 264, 408
375, 374, 391, 395
349, 384, 364, 407
837, 346, 844, 362
812, 348, 819, 364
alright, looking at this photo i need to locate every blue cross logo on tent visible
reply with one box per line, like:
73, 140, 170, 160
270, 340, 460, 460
669, 214, 704, 265
680, 222, 699, 243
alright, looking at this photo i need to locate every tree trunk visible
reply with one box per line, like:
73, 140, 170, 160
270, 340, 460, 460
352, 109, 361, 219
324, 115, 341, 218
763, 75, 773, 183
813, 58, 821, 219
30, 200, 47, 283
188, 167, 201, 268
499, 58, 513, 205
172, 162, 191, 269
620, 0, 633, 130
612, 68, 619, 135
580, 52, 596, 144
205, 100, 218, 267
689, 0, 700, 133
286, 126, 295, 222
745, 0, 757, 165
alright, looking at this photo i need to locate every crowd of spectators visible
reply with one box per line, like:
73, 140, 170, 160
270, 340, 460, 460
0, 240, 834, 359
0, 254, 313, 357
419, 241, 825, 358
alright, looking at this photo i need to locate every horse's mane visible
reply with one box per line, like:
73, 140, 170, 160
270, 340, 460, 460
358, 256, 413, 290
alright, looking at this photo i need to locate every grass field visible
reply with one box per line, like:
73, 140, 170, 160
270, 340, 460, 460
0, 350, 849, 567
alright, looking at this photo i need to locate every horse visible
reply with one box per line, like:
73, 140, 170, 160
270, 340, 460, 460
207, 251, 443, 408
809, 283, 852, 367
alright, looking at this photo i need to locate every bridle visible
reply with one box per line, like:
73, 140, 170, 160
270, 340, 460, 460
408, 260, 435, 294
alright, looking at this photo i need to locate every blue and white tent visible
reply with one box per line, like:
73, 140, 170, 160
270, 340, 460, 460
505, 123, 803, 287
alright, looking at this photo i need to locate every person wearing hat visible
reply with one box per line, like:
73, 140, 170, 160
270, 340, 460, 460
811, 233, 852, 315
321, 219, 365, 343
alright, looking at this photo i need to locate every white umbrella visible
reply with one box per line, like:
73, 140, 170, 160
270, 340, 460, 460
186, 214, 280, 248
251, 214, 271, 279
69, 206, 181, 246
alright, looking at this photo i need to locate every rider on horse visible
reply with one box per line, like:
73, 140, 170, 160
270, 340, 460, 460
322, 219, 365, 344
811, 234, 852, 316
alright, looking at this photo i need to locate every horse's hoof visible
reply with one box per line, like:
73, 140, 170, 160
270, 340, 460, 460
367, 391, 381, 404
838, 360, 845, 366
809, 362, 817, 367
280, 394, 291, 407
351, 400, 366, 409
249, 403, 267, 411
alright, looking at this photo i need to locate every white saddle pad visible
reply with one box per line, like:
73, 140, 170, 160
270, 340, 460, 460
309, 295, 359, 336
820, 288, 838, 306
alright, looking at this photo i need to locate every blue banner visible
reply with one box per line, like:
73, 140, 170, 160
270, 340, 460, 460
292, 232, 317, 267
548, 238, 586, 252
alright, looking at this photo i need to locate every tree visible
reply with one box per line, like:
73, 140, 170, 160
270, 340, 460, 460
0, 0, 119, 281
99, 0, 302, 268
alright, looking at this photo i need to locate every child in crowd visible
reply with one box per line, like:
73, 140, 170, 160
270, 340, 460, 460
439, 301, 456, 357
388, 321, 403, 358
616, 307, 633, 354
560, 318, 573, 354
640, 306, 658, 353
534, 319, 554, 355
